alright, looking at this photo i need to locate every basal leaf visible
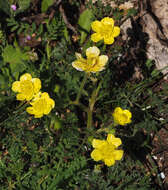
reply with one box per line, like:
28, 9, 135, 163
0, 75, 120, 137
78, 9, 94, 44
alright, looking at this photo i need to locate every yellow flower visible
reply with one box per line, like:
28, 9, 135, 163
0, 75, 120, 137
91, 134, 123, 166
12, 73, 41, 101
112, 107, 132, 126
91, 17, 120, 44
26, 92, 55, 118
72, 46, 108, 73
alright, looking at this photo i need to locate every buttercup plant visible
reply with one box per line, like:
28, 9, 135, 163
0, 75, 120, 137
0, 1, 161, 188
71, 46, 109, 129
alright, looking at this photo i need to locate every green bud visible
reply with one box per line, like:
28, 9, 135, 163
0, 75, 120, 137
54, 84, 60, 93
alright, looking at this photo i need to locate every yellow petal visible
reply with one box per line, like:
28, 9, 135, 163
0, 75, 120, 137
107, 134, 122, 147
91, 149, 102, 161
34, 114, 43, 118
113, 26, 120, 37
12, 81, 21, 92
92, 139, 106, 149
41, 92, 49, 99
49, 99, 55, 108
26, 107, 34, 114
32, 78, 41, 93
91, 62, 105, 72
44, 107, 51, 115
44, 103, 52, 114
72, 61, 85, 71
101, 17, 114, 27
98, 55, 108, 66
86, 46, 100, 58
113, 107, 122, 114
91, 21, 102, 32
104, 157, 115, 166
123, 110, 132, 119
20, 73, 32, 81
104, 36, 114, 45
16, 93, 25, 101
91, 33, 103, 43
114, 150, 123, 160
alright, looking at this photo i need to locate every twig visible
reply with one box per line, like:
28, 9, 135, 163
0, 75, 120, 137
59, 4, 77, 34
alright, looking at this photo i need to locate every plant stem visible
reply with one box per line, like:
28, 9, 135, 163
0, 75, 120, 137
87, 81, 102, 129
87, 109, 93, 129
76, 73, 88, 103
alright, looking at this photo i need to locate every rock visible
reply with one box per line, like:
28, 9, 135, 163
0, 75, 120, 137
140, 0, 168, 78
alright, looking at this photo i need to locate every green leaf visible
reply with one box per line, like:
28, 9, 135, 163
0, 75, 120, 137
0, 0, 10, 16
41, 0, 54, 13
2, 45, 29, 64
2, 44, 29, 79
0, 74, 7, 89
18, 0, 31, 11
78, 9, 94, 44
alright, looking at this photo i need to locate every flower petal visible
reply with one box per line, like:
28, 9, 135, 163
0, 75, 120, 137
104, 36, 114, 45
92, 139, 106, 149
91, 33, 103, 43
41, 92, 49, 99
91, 149, 102, 161
72, 61, 85, 71
34, 114, 43, 118
26, 107, 34, 114
91, 21, 102, 32
101, 17, 114, 27
104, 157, 115, 166
113, 107, 122, 114
20, 73, 32, 81
12, 81, 21, 92
123, 110, 132, 119
114, 150, 123, 160
113, 26, 120, 37
16, 93, 25, 101
32, 78, 41, 93
86, 46, 100, 58
107, 134, 122, 147
98, 55, 108, 67
50, 99, 55, 108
